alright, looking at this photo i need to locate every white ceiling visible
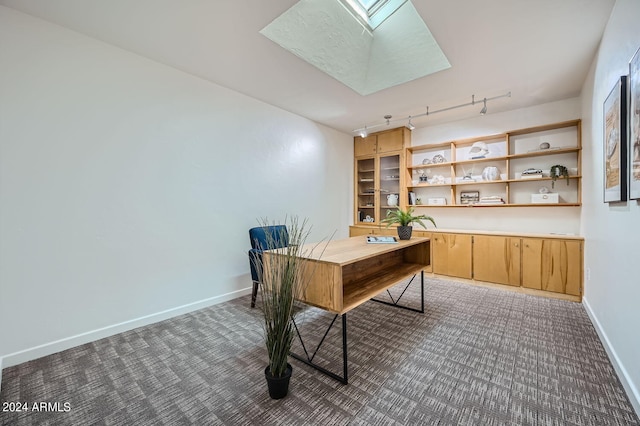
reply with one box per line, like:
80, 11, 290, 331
0, 0, 616, 134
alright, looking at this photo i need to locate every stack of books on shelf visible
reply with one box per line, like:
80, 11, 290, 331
477, 196, 505, 205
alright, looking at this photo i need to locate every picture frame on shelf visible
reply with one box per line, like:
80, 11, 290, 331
629, 47, 640, 200
603, 76, 627, 203
460, 191, 479, 205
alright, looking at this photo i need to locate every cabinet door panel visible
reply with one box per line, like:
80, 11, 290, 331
432, 233, 472, 279
355, 135, 377, 157
376, 130, 404, 153
522, 239, 582, 295
473, 236, 521, 286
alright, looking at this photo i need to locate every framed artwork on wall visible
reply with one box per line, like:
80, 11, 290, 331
629, 47, 640, 200
603, 76, 627, 203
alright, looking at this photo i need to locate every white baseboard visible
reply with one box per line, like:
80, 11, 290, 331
1, 288, 251, 370
583, 296, 640, 417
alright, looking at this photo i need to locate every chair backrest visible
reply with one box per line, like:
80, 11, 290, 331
249, 225, 289, 250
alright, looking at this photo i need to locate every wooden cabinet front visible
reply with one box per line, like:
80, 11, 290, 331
354, 128, 406, 157
432, 233, 472, 279
376, 128, 405, 153
349, 226, 397, 237
473, 236, 521, 286
355, 135, 377, 157
521, 238, 582, 296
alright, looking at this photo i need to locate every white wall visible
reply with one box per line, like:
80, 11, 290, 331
410, 98, 582, 234
580, 0, 640, 415
0, 6, 352, 368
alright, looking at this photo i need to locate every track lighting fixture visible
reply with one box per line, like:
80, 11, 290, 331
352, 91, 511, 135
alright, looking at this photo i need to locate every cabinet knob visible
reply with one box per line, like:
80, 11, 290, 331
514, 243, 519, 247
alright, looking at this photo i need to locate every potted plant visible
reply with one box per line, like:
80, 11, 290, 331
381, 206, 436, 240
253, 217, 313, 399
550, 164, 569, 188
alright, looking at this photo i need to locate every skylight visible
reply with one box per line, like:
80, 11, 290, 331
341, 0, 408, 30
260, 0, 451, 96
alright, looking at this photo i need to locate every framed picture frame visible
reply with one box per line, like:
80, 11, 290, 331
629, 47, 640, 200
603, 76, 627, 203
460, 190, 479, 205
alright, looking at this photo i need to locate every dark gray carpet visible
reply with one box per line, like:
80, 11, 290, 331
1, 277, 638, 425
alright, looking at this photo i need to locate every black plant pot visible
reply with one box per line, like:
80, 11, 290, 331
264, 363, 292, 399
397, 226, 413, 240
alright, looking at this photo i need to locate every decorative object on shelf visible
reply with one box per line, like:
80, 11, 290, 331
409, 191, 417, 205
531, 193, 559, 204
460, 191, 480, 204
427, 197, 447, 205
461, 164, 475, 181
550, 165, 569, 188
253, 217, 317, 399
481, 166, 501, 181
468, 142, 489, 159
422, 157, 432, 165
417, 169, 429, 182
416, 198, 423, 205
363, 215, 374, 222
432, 154, 446, 163
603, 76, 628, 202
539, 142, 551, 150
520, 168, 543, 179
539, 186, 550, 194
387, 193, 399, 206
629, 46, 640, 200
381, 206, 436, 240
430, 174, 446, 184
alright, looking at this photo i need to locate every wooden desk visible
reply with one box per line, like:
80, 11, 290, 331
294, 236, 430, 314
267, 235, 431, 384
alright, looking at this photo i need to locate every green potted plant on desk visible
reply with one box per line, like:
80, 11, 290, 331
381, 206, 437, 240
253, 217, 313, 400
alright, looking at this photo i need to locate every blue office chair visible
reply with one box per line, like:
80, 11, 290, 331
248, 225, 289, 308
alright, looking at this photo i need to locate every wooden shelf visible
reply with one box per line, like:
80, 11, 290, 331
342, 263, 425, 313
410, 203, 581, 208
405, 120, 582, 207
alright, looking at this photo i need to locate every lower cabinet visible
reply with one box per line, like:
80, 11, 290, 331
432, 233, 472, 279
521, 238, 582, 296
349, 226, 583, 299
473, 236, 521, 287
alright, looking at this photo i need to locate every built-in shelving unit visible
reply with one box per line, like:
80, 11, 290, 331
405, 120, 581, 207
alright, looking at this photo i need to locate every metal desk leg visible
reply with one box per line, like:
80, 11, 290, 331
371, 270, 425, 314
290, 313, 348, 384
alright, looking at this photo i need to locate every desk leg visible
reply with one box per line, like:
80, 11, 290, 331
371, 270, 425, 314
290, 313, 348, 385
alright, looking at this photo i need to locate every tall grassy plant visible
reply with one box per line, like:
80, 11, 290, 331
255, 217, 313, 378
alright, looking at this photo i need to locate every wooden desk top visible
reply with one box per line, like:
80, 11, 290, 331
296, 236, 430, 266
266, 236, 431, 313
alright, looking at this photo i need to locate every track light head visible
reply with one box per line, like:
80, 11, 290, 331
360, 127, 368, 138
480, 98, 487, 115
407, 117, 415, 130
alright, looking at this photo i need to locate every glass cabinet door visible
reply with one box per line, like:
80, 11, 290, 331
356, 157, 376, 224
379, 154, 401, 221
